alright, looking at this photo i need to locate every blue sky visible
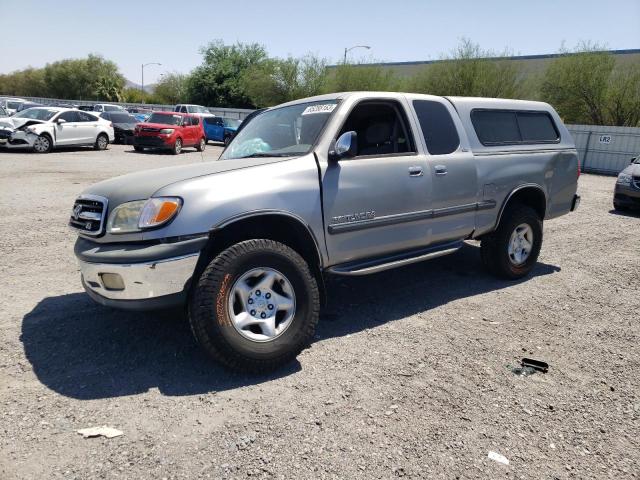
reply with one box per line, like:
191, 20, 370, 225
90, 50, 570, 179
2, 0, 639, 84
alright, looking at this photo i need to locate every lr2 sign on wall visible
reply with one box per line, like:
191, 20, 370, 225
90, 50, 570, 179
598, 135, 612, 145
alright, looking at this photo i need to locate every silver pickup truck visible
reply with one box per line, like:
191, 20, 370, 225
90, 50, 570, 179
70, 92, 580, 372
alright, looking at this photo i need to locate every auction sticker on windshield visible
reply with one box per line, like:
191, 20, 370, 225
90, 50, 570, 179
302, 104, 337, 115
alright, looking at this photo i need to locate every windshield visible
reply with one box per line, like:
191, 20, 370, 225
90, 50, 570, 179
108, 113, 137, 123
221, 100, 337, 160
7, 101, 23, 110
147, 113, 183, 126
104, 105, 123, 112
14, 108, 58, 121
191, 105, 209, 113
223, 118, 241, 128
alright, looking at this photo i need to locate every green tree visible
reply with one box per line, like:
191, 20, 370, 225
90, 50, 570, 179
407, 39, 523, 98
541, 43, 640, 126
187, 40, 267, 108
243, 55, 328, 107
323, 63, 401, 92
43, 54, 125, 100
154, 72, 189, 104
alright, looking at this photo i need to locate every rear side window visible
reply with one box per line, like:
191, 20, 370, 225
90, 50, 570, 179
471, 109, 559, 145
412, 100, 460, 155
192, 116, 200, 125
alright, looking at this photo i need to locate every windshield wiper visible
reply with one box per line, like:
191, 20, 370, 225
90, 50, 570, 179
238, 152, 297, 158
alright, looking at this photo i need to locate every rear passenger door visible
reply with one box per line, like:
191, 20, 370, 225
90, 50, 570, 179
76, 111, 100, 144
411, 99, 478, 243
182, 116, 195, 145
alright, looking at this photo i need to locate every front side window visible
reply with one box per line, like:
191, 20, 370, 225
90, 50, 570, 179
147, 113, 183, 126
412, 100, 460, 155
221, 100, 338, 160
337, 101, 415, 157
58, 111, 80, 122
14, 108, 58, 121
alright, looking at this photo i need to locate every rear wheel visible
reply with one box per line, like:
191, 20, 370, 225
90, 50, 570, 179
481, 205, 543, 279
196, 137, 206, 152
172, 138, 182, 155
133, 146, 144, 152
224, 135, 231, 146
33, 134, 52, 153
189, 239, 320, 373
94, 133, 108, 150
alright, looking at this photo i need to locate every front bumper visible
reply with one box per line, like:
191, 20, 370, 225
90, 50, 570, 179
0, 128, 37, 149
76, 236, 208, 311
133, 135, 172, 148
614, 183, 640, 208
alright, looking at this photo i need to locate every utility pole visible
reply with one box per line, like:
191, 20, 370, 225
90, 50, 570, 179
343, 45, 371, 64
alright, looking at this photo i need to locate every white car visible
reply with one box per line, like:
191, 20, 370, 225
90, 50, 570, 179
0, 107, 115, 153
174, 104, 214, 117
92, 103, 126, 113
0, 97, 28, 116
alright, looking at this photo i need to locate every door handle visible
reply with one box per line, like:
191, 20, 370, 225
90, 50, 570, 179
434, 165, 448, 176
408, 166, 423, 177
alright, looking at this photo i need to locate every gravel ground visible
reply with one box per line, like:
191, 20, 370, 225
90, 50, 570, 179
0, 144, 638, 479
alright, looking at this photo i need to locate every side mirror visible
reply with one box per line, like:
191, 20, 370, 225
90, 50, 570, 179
57, 118, 67, 125
329, 131, 357, 161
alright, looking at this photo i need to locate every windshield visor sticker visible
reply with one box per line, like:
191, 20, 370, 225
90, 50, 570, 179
302, 104, 337, 115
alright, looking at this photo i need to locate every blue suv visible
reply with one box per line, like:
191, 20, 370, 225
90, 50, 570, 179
203, 116, 241, 145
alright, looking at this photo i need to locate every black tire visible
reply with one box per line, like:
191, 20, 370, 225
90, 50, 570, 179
613, 201, 628, 212
224, 135, 231, 146
133, 146, 144, 152
172, 138, 182, 155
33, 134, 53, 153
94, 133, 108, 150
189, 239, 320, 373
480, 204, 543, 279
196, 137, 206, 152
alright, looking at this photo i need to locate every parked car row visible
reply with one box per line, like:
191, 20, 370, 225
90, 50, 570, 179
0, 97, 245, 153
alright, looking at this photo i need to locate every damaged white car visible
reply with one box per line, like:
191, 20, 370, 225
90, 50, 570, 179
0, 107, 115, 153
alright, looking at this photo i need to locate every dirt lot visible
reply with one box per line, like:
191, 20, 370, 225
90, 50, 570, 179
0, 144, 638, 479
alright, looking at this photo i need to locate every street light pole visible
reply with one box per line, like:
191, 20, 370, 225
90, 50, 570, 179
343, 45, 371, 64
141, 62, 162, 100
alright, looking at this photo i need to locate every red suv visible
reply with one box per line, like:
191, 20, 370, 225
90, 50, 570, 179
133, 112, 206, 154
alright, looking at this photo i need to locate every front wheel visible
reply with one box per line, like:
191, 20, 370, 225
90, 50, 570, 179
481, 205, 543, 279
94, 133, 108, 150
172, 138, 182, 155
33, 134, 52, 153
189, 239, 320, 373
613, 201, 628, 212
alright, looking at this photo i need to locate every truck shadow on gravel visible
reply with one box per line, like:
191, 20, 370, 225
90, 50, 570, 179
21, 243, 560, 400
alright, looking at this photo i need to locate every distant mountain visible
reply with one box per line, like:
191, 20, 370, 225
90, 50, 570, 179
125, 79, 156, 93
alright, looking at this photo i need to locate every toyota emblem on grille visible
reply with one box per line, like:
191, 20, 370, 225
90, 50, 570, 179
73, 204, 82, 220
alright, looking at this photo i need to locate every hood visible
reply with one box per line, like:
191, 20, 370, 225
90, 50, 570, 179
82, 156, 293, 208
137, 122, 179, 130
625, 162, 640, 177
0, 117, 45, 129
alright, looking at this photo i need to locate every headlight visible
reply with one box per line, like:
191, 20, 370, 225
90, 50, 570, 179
616, 173, 632, 186
107, 197, 182, 233
159, 128, 174, 134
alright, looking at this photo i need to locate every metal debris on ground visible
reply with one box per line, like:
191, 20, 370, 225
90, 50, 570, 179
511, 358, 549, 376
77, 426, 124, 439
488, 451, 510, 465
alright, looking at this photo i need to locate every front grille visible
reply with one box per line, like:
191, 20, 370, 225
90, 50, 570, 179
142, 127, 159, 133
134, 136, 165, 146
69, 195, 108, 236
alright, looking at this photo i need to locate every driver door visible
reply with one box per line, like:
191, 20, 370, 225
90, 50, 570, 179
320, 99, 433, 265
55, 111, 81, 145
